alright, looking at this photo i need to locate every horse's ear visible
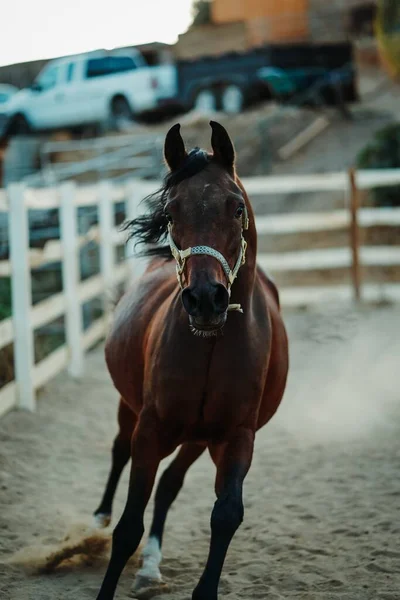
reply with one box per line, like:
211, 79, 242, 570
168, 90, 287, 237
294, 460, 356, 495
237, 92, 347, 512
210, 120, 235, 171
164, 123, 187, 171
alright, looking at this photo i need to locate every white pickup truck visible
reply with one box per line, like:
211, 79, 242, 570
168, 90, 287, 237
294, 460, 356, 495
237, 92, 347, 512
3, 50, 177, 135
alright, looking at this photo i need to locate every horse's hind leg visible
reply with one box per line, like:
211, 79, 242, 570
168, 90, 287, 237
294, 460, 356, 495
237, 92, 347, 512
133, 442, 206, 592
94, 399, 137, 528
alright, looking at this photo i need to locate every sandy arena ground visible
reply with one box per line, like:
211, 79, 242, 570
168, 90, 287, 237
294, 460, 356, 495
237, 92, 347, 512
0, 305, 399, 600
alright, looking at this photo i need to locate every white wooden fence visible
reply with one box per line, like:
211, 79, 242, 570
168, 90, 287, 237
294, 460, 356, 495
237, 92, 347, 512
0, 169, 399, 419
0, 178, 154, 418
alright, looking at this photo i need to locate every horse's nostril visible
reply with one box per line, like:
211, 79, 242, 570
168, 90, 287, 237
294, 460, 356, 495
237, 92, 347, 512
213, 284, 229, 315
182, 287, 199, 316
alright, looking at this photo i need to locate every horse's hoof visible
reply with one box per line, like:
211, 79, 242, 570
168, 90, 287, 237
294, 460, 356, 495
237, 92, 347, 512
93, 512, 111, 528
131, 574, 166, 598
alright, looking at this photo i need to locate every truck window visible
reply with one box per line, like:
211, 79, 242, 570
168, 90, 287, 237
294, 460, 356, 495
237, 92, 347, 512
86, 56, 137, 79
66, 62, 75, 82
37, 66, 59, 91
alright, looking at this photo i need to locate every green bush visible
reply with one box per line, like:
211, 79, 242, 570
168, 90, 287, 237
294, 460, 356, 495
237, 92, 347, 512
357, 123, 400, 206
376, 1, 400, 77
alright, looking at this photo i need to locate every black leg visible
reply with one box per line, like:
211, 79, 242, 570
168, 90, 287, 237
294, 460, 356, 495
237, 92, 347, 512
150, 442, 206, 545
131, 443, 206, 593
96, 410, 171, 600
94, 399, 136, 527
93, 434, 131, 526
192, 428, 255, 600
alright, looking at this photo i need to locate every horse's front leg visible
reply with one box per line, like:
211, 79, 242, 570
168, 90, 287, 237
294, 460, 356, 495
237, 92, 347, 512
133, 442, 206, 593
96, 409, 173, 600
192, 427, 255, 600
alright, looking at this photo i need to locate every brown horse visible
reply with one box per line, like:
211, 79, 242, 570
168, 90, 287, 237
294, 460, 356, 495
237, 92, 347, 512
94, 121, 289, 600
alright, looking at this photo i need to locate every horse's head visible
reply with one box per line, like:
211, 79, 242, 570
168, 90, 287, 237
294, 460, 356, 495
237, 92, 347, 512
164, 121, 248, 336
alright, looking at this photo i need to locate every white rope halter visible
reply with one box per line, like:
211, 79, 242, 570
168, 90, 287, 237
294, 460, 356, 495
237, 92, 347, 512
167, 208, 249, 313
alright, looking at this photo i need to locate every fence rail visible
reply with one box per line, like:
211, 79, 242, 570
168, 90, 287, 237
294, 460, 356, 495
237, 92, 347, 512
0, 169, 399, 419
0, 178, 145, 418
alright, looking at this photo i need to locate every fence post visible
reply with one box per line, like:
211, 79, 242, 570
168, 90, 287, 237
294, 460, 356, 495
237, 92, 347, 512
125, 179, 148, 285
349, 168, 361, 302
8, 183, 36, 411
60, 182, 84, 379
99, 181, 115, 326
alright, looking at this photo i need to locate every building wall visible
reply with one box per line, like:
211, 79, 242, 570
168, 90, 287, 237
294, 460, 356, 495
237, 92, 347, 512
211, 0, 376, 44
212, 0, 309, 43
211, 0, 244, 24
174, 22, 248, 60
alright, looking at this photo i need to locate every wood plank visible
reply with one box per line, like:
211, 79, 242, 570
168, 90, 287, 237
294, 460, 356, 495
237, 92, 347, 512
278, 116, 330, 160
74, 185, 99, 207
360, 207, 400, 227
256, 211, 349, 234
4, 225, 125, 273
2, 293, 66, 347
258, 246, 400, 272
78, 265, 127, 304
60, 182, 84, 379
33, 345, 69, 390
242, 173, 347, 195
256, 207, 400, 236
9, 184, 35, 411
357, 169, 400, 190
24, 188, 60, 209
0, 381, 17, 418
349, 168, 361, 301
31, 292, 66, 330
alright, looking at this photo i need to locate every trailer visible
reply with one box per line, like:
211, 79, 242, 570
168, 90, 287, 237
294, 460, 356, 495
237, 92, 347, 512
171, 42, 358, 114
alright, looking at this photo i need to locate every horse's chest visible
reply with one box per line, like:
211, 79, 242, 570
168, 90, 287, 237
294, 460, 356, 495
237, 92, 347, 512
152, 357, 262, 439
148, 323, 267, 438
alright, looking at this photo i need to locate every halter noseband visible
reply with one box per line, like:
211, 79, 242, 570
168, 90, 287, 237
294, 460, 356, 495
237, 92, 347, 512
167, 209, 249, 314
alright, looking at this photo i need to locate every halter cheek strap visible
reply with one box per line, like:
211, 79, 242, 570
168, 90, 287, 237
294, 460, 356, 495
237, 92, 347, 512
167, 211, 248, 313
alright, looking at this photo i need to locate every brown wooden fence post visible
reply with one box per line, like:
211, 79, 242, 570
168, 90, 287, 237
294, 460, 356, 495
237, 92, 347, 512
349, 168, 361, 302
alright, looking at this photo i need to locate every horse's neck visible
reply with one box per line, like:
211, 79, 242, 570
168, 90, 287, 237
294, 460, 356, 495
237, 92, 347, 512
230, 245, 257, 313
232, 181, 258, 310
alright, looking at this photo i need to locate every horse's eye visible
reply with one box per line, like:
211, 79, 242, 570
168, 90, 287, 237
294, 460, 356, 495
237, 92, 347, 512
235, 205, 244, 219
165, 212, 173, 223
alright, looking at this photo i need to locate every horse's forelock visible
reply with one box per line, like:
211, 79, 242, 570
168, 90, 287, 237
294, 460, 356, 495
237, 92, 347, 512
122, 148, 212, 259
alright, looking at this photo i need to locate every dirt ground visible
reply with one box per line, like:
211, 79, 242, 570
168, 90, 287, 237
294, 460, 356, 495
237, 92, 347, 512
0, 305, 399, 600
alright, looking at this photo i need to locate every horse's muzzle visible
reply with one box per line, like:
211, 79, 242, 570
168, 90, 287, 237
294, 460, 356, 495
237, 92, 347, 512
182, 282, 229, 332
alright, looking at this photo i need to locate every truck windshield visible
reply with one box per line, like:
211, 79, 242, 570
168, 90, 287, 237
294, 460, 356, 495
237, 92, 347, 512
37, 66, 59, 90
86, 56, 137, 78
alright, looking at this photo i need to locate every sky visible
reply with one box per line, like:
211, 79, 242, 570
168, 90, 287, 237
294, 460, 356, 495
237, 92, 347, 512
0, 0, 194, 67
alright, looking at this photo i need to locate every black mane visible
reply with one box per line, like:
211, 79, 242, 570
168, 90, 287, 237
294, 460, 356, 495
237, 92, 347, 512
122, 148, 211, 259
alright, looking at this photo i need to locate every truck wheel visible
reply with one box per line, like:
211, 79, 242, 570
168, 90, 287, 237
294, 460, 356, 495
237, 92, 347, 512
194, 89, 216, 112
110, 96, 134, 131
221, 85, 245, 114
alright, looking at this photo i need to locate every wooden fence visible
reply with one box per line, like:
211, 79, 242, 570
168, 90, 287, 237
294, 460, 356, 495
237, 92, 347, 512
0, 169, 399, 418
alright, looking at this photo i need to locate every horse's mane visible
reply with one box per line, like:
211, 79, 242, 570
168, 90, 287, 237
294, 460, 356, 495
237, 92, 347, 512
122, 148, 211, 259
